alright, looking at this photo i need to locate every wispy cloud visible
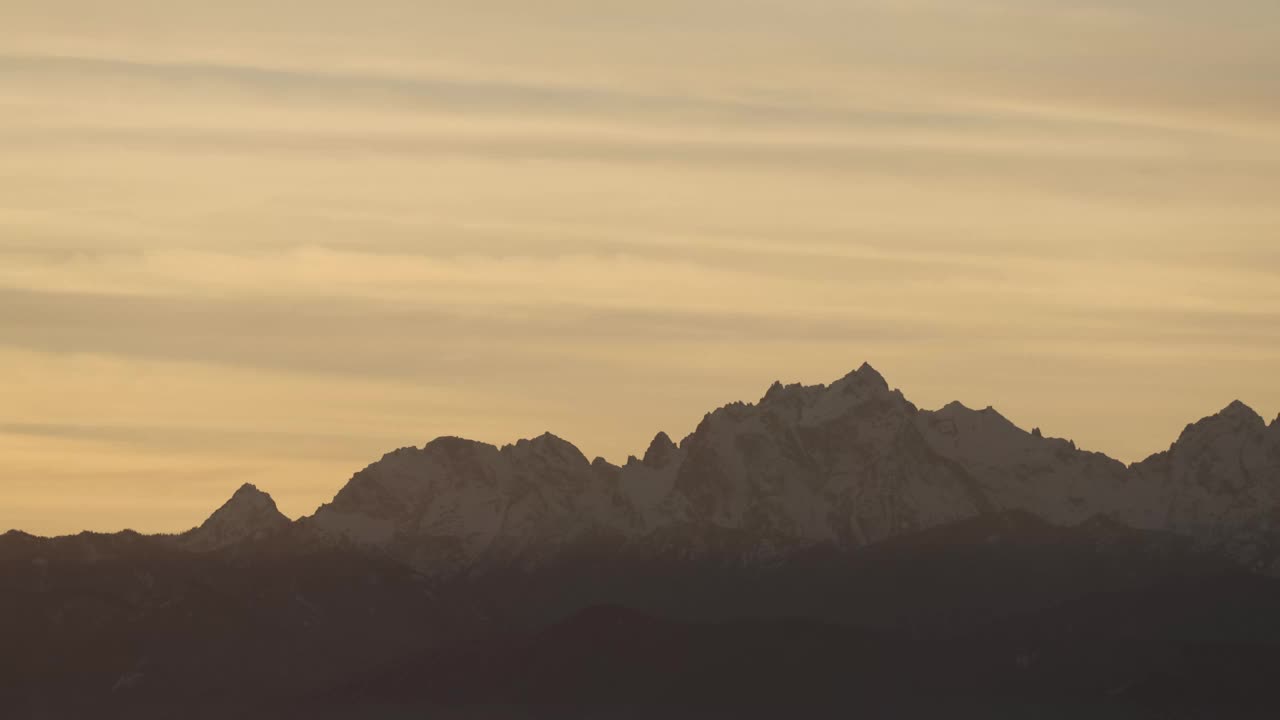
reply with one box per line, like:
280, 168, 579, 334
2, 0, 1279, 533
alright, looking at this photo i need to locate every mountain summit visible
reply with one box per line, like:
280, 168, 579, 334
182, 483, 290, 551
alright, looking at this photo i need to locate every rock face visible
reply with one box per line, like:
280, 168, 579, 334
303, 364, 1280, 574
306, 434, 638, 575
1127, 400, 1280, 571
182, 483, 291, 551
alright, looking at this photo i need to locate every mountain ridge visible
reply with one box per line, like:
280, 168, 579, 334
6, 365, 1280, 718
10, 364, 1278, 577
278, 363, 1280, 576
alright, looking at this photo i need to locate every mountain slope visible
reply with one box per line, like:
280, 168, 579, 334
301, 364, 1278, 575
1127, 400, 1280, 571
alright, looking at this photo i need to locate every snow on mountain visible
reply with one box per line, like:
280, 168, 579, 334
295, 364, 1280, 574
182, 483, 291, 551
617, 432, 685, 528
1126, 399, 1280, 570
306, 433, 638, 574
915, 400, 1130, 525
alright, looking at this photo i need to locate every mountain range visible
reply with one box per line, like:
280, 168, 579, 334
261, 363, 1279, 574
4, 364, 1280, 718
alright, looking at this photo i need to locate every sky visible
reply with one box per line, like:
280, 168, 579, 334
3, 0, 1280, 535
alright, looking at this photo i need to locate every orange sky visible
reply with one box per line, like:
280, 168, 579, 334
3, 1, 1280, 535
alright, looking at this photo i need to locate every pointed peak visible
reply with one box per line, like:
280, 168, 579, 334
831, 362, 889, 394
1219, 399, 1262, 422
1194, 400, 1265, 431
1175, 400, 1267, 446
185, 483, 290, 551
642, 431, 679, 467
215, 481, 282, 515
851, 361, 886, 385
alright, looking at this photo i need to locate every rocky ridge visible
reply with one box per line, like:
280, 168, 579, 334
276, 364, 1280, 575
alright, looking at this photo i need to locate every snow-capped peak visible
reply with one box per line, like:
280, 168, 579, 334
288, 364, 1280, 577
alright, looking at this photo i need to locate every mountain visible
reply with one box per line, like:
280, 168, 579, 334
5, 363, 1280, 718
180, 483, 291, 551
1126, 400, 1280, 571
302, 364, 1279, 575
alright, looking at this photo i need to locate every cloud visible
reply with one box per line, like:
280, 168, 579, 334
0, 52, 1021, 134
2, 0, 1279, 534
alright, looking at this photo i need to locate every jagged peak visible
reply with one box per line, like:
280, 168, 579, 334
831, 362, 889, 392
981, 405, 1009, 419
760, 379, 827, 409
508, 431, 590, 467
642, 431, 680, 467
230, 482, 270, 500
1175, 400, 1266, 445
935, 400, 1013, 423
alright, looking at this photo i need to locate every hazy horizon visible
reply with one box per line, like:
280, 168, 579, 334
4, 0, 1280, 535
5, 362, 1277, 537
